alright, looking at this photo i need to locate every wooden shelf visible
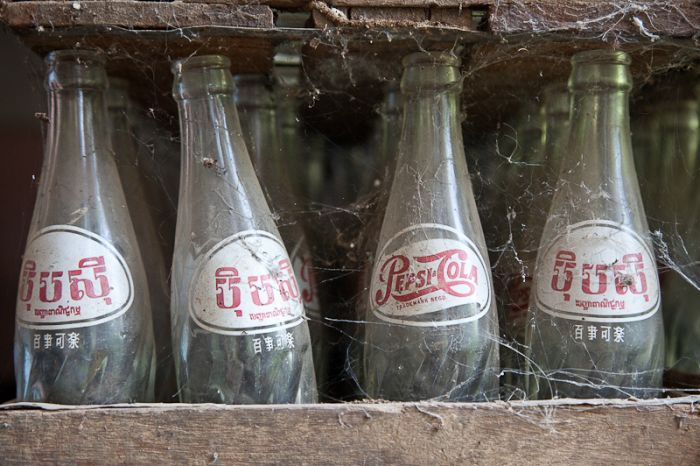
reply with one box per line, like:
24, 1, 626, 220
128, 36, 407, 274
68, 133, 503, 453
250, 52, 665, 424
2, 0, 700, 137
1, 397, 699, 463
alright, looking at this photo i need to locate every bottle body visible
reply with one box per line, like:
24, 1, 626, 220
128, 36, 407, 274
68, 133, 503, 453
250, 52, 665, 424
108, 80, 177, 401
500, 86, 570, 397
526, 51, 664, 399
235, 74, 321, 400
363, 53, 499, 401
171, 56, 316, 404
14, 51, 155, 404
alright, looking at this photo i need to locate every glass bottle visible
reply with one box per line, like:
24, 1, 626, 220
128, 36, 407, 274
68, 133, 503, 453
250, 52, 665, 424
664, 192, 700, 389
170, 55, 317, 404
127, 103, 179, 261
501, 85, 570, 397
363, 52, 500, 401
632, 105, 658, 209
653, 99, 699, 222
352, 83, 401, 395
526, 50, 664, 399
107, 78, 176, 401
655, 96, 700, 384
14, 50, 155, 403
234, 73, 322, 398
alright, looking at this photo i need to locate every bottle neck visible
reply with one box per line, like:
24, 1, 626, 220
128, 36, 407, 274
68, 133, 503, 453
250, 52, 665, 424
400, 89, 462, 166
174, 90, 276, 242
50, 88, 109, 162
383, 85, 471, 233
47, 88, 109, 197
238, 103, 292, 212
543, 112, 569, 170
33, 86, 122, 232
177, 93, 248, 173
567, 89, 631, 180
554, 88, 644, 227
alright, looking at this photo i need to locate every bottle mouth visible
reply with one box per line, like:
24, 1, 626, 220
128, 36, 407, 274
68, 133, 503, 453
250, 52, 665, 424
171, 55, 231, 75
46, 49, 106, 68
45, 49, 107, 90
402, 51, 461, 69
571, 49, 631, 66
543, 83, 570, 117
171, 54, 235, 100
107, 77, 130, 110
401, 52, 462, 94
233, 74, 275, 108
569, 49, 632, 91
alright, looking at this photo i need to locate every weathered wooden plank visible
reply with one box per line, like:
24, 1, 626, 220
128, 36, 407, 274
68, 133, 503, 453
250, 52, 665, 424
488, 0, 700, 37
182, 0, 308, 9
0, 399, 699, 464
0, 1, 275, 30
322, 0, 700, 38
4, 0, 307, 9
351, 6, 427, 23
310, 0, 479, 30
430, 7, 475, 29
328, 0, 488, 8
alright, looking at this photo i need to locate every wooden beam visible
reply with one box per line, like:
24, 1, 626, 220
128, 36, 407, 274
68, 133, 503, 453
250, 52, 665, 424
0, 1, 275, 30
327, 0, 488, 8
488, 0, 700, 37
0, 398, 699, 463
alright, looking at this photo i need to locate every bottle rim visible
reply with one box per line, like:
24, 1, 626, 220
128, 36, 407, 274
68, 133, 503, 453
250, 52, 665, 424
46, 49, 105, 67
402, 51, 461, 68
571, 49, 631, 66
107, 77, 130, 109
234, 74, 275, 108
171, 55, 231, 74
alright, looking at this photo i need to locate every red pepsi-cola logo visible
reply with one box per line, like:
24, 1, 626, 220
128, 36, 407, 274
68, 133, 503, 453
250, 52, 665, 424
370, 225, 492, 326
373, 248, 480, 306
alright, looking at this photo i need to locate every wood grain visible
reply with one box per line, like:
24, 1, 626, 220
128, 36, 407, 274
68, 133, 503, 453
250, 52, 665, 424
0, 398, 699, 464
1, 1, 275, 29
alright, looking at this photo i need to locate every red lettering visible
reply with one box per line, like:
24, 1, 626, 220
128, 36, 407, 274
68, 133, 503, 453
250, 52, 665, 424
373, 248, 480, 306
582, 263, 608, 295
69, 256, 110, 300
551, 250, 576, 292
374, 255, 410, 306
277, 259, 300, 301
300, 256, 318, 305
215, 267, 241, 309
39, 271, 63, 303
18, 260, 36, 302
249, 274, 274, 306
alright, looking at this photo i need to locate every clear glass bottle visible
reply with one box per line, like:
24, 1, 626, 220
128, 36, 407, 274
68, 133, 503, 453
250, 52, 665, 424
501, 85, 570, 397
127, 103, 179, 261
170, 55, 317, 404
352, 83, 402, 395
234, 73, 322, 398
526, 50, 664, 399
664, 197, 700, 389
14, 50, 155, 403
363, 52, 500, 401
653, 99, 699, 221
655, 96, 700, 384
107, 78, 177, 401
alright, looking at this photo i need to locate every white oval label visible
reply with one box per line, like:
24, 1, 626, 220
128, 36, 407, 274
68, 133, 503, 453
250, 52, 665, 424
370, 223, 492, 327
190, 230, 304, 335
535, 220, 660, 322
16, 225, 134, 330
291, 239, 321, 319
